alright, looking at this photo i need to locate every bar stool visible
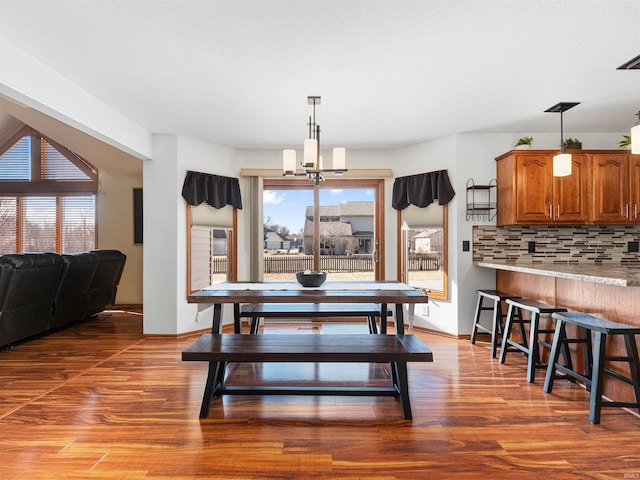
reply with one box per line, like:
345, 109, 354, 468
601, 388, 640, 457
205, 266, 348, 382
499, 298, 569, 383
471, 289, 522, 358
544, 311, 640, 424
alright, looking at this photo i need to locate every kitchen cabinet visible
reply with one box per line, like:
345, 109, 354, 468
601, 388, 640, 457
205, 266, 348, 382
591, 153, 640, 223
496, 150, 588, 225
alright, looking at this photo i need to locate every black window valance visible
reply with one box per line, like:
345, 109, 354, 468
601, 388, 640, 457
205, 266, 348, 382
392, 169, 455, 210
181, 171, 242, 209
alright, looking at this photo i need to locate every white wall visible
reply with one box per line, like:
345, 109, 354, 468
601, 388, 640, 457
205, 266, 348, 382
97, 171, 143, 305
143, 134, 242, 335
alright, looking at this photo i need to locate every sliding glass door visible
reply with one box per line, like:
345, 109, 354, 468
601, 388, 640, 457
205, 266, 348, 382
263, 178, 384, 281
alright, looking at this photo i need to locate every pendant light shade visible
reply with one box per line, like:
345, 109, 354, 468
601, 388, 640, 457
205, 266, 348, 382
282, 149, 296, 175
553, 153, 572, 177
303, 138, 318, 169
632, 123, 640, 154
332, 147, 346, 173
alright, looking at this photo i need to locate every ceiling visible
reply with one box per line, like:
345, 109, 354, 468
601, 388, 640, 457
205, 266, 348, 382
1, 0, 640, 163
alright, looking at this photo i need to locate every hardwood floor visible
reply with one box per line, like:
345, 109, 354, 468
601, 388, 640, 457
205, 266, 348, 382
1, 311, 639, 479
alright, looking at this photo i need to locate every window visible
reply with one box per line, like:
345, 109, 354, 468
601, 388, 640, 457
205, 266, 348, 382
398, 203, 448, 300
0, 126, 97, 254
186, 204, 237, 294
263, 178, 385, 281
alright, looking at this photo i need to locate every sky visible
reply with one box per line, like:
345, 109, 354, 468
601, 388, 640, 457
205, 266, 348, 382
263, 187, 374, 234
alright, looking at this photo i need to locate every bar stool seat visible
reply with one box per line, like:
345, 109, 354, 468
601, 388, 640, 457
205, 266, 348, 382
499, 298, 569, 383
544, 311, 640, 424
470, 289, 522, 358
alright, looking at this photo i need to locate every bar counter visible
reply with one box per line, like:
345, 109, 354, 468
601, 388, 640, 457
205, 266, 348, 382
474, 261, 640, 287
475, 260, 640, 409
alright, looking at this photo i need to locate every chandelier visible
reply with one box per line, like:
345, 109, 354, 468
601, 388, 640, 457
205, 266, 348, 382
282, 96, 347, 185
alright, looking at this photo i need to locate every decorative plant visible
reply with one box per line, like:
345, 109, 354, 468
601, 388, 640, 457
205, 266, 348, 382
619, 135, 632, 148
515, 136, 533, 146
563, 137, 582, 148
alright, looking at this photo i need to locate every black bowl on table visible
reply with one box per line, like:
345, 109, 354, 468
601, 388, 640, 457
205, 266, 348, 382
295, 271, 327, 287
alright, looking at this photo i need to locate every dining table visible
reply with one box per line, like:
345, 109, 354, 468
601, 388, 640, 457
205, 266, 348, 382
187, 280, 430, 334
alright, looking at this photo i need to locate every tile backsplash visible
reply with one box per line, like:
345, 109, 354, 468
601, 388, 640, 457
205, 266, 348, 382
473, 225, 640, 264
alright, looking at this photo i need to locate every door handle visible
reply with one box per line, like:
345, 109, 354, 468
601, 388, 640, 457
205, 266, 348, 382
549, 205, 552, 219
557, 205, 560, 219
372, 250, 379, 263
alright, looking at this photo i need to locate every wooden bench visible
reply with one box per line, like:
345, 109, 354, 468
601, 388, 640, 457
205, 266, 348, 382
543, 311, 640, 424
182, 333, 433, 420
236, 303, 393, 334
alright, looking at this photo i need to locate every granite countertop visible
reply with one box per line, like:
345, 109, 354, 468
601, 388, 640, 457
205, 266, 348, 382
474, 261, 640, 287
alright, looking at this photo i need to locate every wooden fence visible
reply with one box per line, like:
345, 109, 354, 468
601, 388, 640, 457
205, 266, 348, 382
212, 253, 440, 274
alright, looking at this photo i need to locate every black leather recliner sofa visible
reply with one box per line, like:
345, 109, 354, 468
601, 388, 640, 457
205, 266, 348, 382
0, 253, 66, 347
0, 250, 126, 348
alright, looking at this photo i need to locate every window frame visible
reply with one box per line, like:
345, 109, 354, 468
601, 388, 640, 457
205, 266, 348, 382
396, 204, 449, 301
186, 204, 238, 295
263, 177, 386, 280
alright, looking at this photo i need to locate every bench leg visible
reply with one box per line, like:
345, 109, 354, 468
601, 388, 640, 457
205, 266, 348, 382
394, 303, 405, 335
392, 361, 412, 420
380, 304, 388, 334
590, 332, 607, 424
233, 303, 241, 333
199, 360, 224, 419
210, 303, 223, 334
250, 316, 260, 334
368, 316, 378, 334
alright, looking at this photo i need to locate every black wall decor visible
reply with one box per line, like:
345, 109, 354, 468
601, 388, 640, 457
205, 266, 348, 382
133, 188, 143, 244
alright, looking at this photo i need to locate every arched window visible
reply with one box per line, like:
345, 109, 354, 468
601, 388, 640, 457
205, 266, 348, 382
0, 126, 97, 254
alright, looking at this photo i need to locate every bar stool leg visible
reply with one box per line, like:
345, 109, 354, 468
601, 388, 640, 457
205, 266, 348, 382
590, 331, 607, 424
527, 311, 540, 383
583, 327, 594, 392
499, 303, 515, 364
490, 297, 501, 359
470, 292, 485, 345
624, 333, 640, 417
543, 319, 566, 393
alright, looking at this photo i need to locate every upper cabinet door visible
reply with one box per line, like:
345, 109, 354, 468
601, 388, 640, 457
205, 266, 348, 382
516, 154, 553, 223
591, 154, 630, 223
553, 153, 589, 223
630, 155, 640, 222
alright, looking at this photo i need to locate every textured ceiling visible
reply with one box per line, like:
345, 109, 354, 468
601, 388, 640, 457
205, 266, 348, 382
1, 0, 640, 152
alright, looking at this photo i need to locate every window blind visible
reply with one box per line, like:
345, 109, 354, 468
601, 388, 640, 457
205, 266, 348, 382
61, 195, 96, 253
0, 136, 31, 180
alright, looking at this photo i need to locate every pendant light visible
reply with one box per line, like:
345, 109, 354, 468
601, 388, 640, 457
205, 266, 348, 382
544, 102, 580, 177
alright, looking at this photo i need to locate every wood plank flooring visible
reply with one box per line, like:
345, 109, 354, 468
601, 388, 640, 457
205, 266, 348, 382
0, 310, 639, 479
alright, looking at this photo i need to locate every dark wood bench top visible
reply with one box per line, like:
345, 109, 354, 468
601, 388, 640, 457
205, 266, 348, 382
182, 333, 433, 363
551, 312, 640, 335
239, 303, 392, 318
